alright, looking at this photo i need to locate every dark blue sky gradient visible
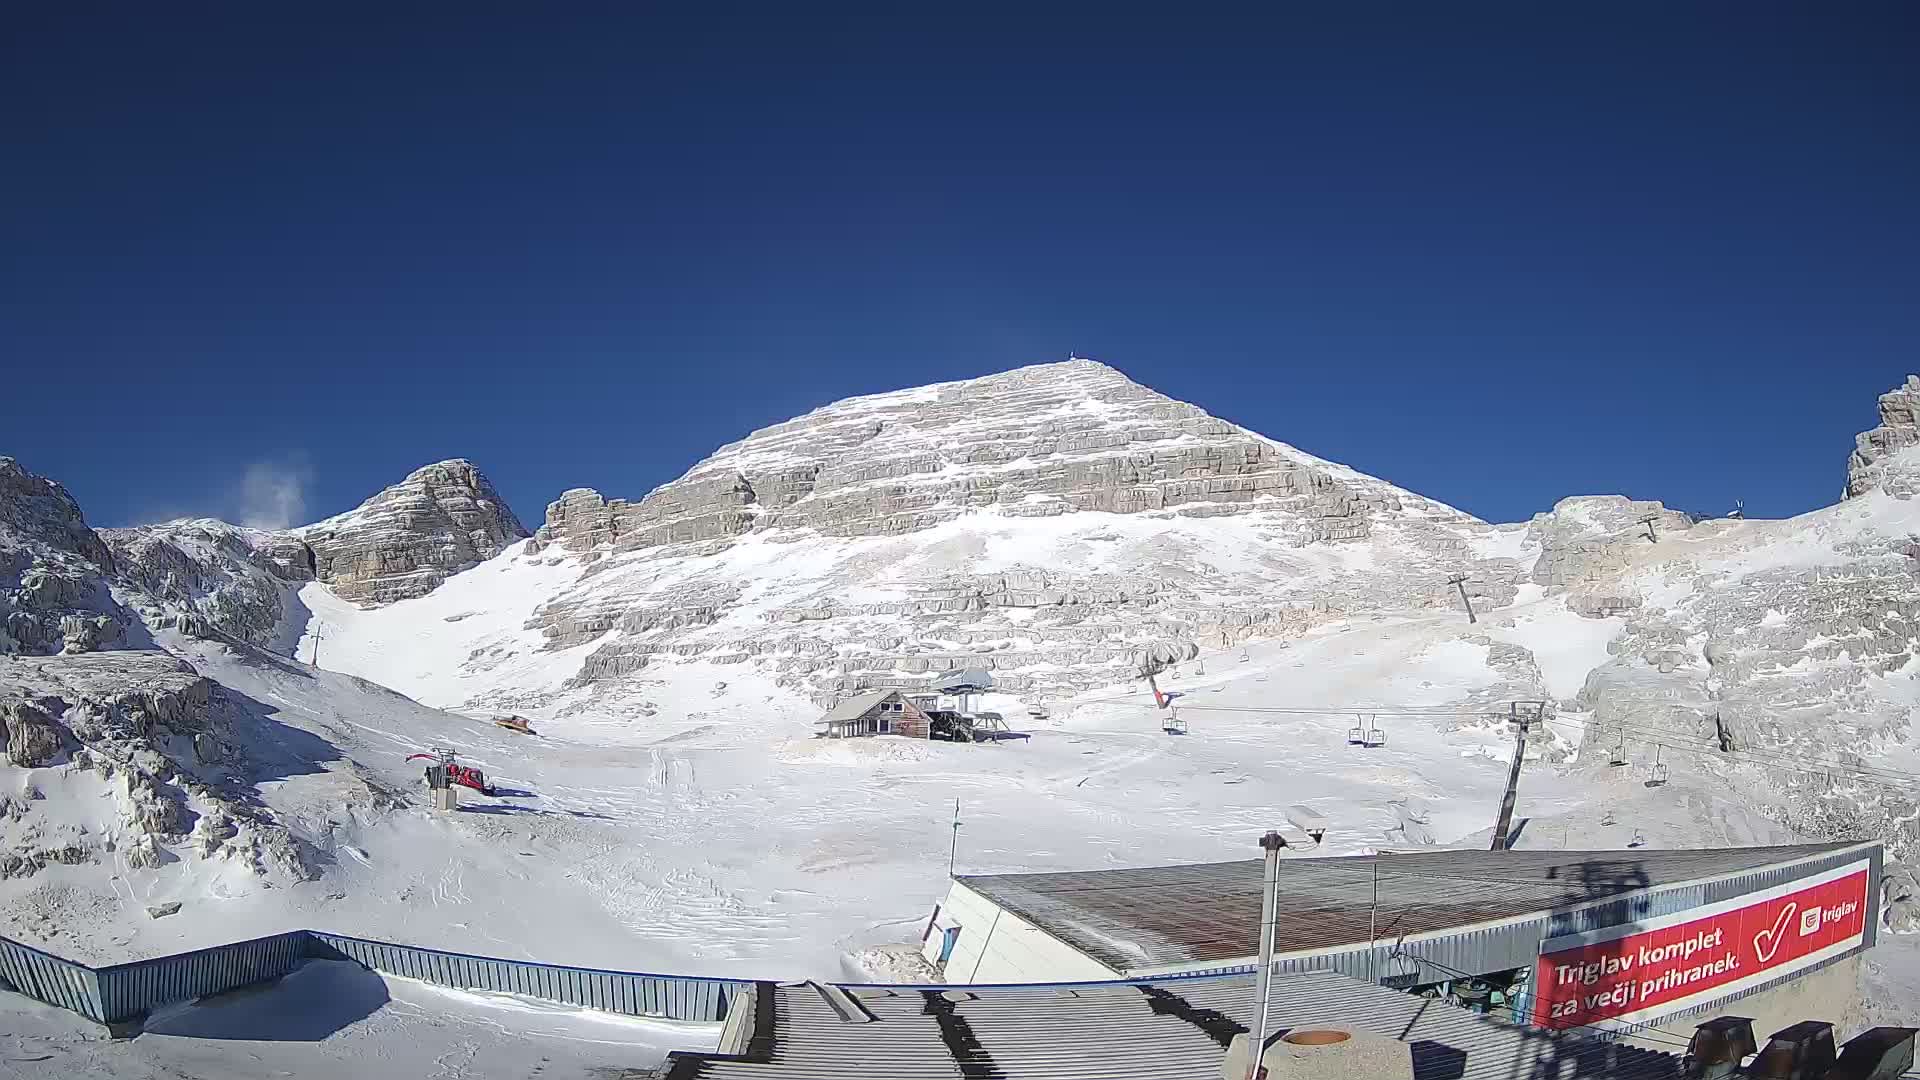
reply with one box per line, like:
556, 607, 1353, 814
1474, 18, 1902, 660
5, 4, 1916, 528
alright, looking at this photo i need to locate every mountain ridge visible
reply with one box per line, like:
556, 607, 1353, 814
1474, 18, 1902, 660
528, 359, 1474, 563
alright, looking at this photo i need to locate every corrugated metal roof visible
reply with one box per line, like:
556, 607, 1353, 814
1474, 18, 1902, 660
933, 668, 994, 693
666, 969, 1683, 1079
956, 844, 1853, 972
819, 690, 899, 725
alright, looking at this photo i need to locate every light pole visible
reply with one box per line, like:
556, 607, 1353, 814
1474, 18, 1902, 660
1248, 830, 1289, 1080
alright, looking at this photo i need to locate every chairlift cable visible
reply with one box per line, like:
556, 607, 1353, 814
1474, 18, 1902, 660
1089, 696, 1920, 789
1534, 716, 1920, 791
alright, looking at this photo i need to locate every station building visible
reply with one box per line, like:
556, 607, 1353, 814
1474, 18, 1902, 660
919, 842, 1883, 1045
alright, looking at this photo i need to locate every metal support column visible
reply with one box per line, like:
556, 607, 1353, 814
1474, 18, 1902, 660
1490, 703, 1541, 851
1248, 831, 1288, 1080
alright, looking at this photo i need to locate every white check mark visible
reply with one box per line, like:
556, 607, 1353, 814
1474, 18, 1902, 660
1753, 903, 1797, 963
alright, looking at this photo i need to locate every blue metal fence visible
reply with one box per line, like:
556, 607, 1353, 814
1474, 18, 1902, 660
94, 930, 309, 1024
0, 933, 103, 1021
0, 928, 744, 1028
307, 931, 745, 1022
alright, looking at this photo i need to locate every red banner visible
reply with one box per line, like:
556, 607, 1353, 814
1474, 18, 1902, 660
1532, 864, 1869, 1028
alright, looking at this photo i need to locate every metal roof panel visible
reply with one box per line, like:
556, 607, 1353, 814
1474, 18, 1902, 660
954, 844, 1853, 972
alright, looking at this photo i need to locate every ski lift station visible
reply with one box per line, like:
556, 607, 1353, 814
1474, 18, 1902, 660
917, 841, 1886, 1046
813, 669, 1015, 742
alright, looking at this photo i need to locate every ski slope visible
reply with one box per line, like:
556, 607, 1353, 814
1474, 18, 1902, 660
95, 598, 1642, 981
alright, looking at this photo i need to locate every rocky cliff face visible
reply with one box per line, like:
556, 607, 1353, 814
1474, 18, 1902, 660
1555, 468, 1920, 859
496, 361, 1517, 706
1845, 375, 1920, 500
1524, 495, 1695, 615
529, 360, 1460, 557
295, 459, 527, 606
0, 457, 127, 655
100, 519, 314, 648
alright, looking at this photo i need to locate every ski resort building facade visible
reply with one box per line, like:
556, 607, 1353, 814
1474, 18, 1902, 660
814, 689, 933, 739
921, 842, 1883, 1046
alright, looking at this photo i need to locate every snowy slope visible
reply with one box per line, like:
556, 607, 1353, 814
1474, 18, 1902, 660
4, 367, 1918, 1019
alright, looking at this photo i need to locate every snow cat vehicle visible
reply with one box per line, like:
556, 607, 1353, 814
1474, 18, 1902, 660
406, 752, 495, 796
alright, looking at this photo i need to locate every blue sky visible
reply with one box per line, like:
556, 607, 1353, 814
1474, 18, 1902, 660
4, 4, 1915, 530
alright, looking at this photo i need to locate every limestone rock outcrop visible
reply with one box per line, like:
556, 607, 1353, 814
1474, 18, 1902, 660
296, 459, 527, 605
1845, 375, 1920, 499
1, 456, 127, 655
1525, 496, 1693, 590
0, 457, 114, 573
1, 701, 69, 767
1560, 383, 1920, 857
527, 360, 1461, 557
102, 519, 315, 648
0, 647, 315, 883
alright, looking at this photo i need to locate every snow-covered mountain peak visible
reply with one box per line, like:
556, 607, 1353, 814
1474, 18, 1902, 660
0, 456, 115, 576
1, 456, 126, 655
529, 359, 1472, 563
292, 458, 527, 606
313, 362, 1512, 714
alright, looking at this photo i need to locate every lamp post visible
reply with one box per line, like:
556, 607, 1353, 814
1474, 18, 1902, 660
1248, 830, 1289, 1080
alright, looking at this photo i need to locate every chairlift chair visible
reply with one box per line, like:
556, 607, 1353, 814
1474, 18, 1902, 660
1364, 719, 1386, 748
1347, 717, 1368, 746
1162, 708, 1187, 736
1648, 746, 1669, 786
1609, 738, 1628, 767
1239, 649, 1250, 663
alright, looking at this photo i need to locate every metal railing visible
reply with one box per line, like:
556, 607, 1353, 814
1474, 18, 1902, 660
0, 928, 745, 1027
94, 930, 310, 1025
308, 931, 745, 1023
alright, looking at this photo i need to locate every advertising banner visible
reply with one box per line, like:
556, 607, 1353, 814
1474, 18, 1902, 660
1532, 859, 1869, 1029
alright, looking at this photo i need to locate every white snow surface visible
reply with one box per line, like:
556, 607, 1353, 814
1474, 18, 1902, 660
105, 617, 1591, 978
1484, 605, 1623, 700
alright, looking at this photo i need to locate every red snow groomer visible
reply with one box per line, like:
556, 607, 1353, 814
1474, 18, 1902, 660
407, 751, 494, 796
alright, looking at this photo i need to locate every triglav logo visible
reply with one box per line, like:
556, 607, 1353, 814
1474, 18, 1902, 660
1799, 907, 1822, 937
